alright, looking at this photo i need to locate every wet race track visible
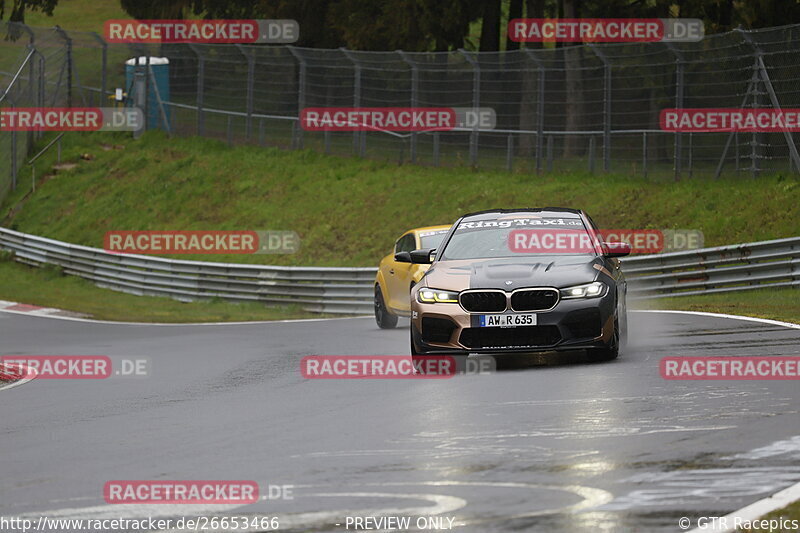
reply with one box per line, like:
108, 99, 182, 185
1, 310, 799, 532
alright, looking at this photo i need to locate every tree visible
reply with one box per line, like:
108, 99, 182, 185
562, 0, 584, 156
118, 0, 192, 19
505, 0, 523, 52
478, 0, 501, 51
0, 0, 57, 22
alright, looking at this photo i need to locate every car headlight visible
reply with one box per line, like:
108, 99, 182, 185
559, 281, 607, 299
418, 288, 459, 303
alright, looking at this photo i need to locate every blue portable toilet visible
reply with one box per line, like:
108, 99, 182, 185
125, 56, 170, 131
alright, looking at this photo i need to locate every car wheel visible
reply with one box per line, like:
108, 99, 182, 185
588, 315, 620, 362
374, 285, 398, 329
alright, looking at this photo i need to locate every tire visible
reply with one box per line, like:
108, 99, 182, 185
588, 315, 620, 362
374, 285, 398, 329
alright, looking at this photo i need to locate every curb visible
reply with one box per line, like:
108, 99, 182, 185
686, 481, 800, 532
0, 361, 37, 391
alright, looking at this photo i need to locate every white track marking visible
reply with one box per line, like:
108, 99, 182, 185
632, 309, 800, 329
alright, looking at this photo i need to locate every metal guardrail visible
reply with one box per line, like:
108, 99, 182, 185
0, 228, 376, 314
621, 236, 800, 298
0, 227, 798, 314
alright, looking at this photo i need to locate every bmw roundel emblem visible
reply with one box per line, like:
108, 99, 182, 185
505, 280, 513, 286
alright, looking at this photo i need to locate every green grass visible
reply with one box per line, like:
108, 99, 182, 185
3, 131, 800, 268
739, 500, 800, 532
0, 255, 326, 323
637, 287, 800, 324
21, 0, 128, 33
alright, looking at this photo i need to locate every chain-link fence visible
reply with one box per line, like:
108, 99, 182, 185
0, 23, 78, 202
3, 22, 800, 203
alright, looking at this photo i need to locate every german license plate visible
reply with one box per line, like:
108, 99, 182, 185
479, 313, 537, 327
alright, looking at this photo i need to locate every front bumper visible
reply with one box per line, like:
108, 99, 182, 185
411, 289, 616, 354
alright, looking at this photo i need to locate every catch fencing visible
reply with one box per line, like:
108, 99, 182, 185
0, 23, 67, 201
3, 22, 800, 202
0, 227, 797, 314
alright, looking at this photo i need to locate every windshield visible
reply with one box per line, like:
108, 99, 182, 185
419, 230, 449, 249
439, 216, 597, 260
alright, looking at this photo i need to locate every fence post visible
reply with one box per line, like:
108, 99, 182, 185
740, 30, 800, 174
54, 27, 73, 108
546, 135, 554, 172
459, 49, 480, 167
666, 43, 684, 180
189, 45, 205, 136
642, 132, 648, 178
287, 46, 306, 150
506, 134, 514, 171
589, 45, 611, 172
144, 52, 151, 130
236, 45, 255, 141
25, 44, 36, 149
132, 69, 146, 139
524, 50, 546, 175
433, 132, 440, 166
90, 32, 107, 103
397, 50, 418, 163
340, 48, 364, 156
9, 98, 17, 190
11, 128, 17, 190
588, 136, 595, 173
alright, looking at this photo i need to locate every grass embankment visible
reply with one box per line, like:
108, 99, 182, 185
0, 254, 323, 323
1, 131, 799, 322
22, 2, 134, 32
3, 131, 800, 267
638, 288, 800, 325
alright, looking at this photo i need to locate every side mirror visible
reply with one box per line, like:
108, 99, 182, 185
603, 241, 631, 258
409, 248, 435, 264
394, 251, 412, 263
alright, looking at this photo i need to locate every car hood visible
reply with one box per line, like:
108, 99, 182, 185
422, 256, 603, 291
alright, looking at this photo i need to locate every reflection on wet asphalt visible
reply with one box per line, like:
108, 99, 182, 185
0, 310, 798, 532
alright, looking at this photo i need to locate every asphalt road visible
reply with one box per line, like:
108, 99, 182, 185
1, 310, 799, 533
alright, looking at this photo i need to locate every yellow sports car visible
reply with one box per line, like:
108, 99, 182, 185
374, 225, 451, 329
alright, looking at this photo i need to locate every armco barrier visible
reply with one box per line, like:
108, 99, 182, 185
0, 228, 376, 314
622, 236, 800, 298
0, 227, 798, 314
